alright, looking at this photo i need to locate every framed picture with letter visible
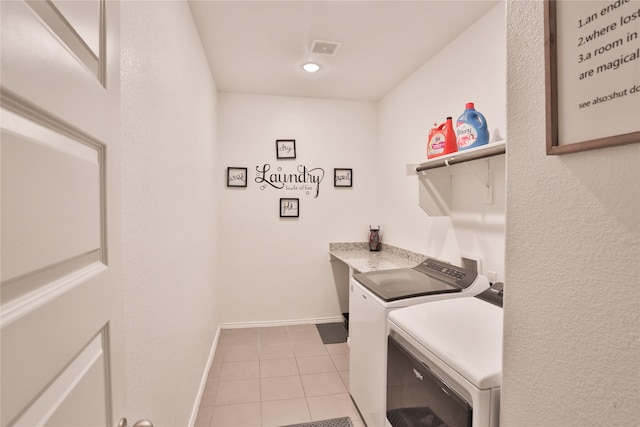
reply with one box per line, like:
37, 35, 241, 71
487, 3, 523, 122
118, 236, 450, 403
280, 198, 299, 217
334, 168, 352, 187
227, 167, 247, 187
544, 0, 640, 154
276, 139, 296, 159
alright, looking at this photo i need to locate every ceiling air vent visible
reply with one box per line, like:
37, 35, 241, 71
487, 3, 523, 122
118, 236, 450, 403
310, 40, 341, 55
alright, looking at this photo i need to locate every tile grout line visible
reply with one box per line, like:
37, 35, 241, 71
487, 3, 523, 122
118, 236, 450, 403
205, 326, 353, 427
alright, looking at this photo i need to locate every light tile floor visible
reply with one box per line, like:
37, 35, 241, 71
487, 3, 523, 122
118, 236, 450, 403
194, 324, 365, 427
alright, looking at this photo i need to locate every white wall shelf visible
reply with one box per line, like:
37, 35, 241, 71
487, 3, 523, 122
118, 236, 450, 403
416, 140, 506, 172
414, 140, 506, 216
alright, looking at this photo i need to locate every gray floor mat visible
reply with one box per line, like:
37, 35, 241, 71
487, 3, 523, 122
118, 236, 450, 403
281, 417, 354, 427
316, 322, 348, 344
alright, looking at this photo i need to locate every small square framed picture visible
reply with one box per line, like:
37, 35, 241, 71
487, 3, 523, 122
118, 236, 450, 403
227, 167, 248, 187
334, 168, 352, 187
276, 139, 296, 159
280, 198, 299, 217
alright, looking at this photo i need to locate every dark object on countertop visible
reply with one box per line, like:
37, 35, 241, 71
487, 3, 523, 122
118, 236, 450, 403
316, 322, 348, 344
280, 417, 354, 427
369, 225, 381, 251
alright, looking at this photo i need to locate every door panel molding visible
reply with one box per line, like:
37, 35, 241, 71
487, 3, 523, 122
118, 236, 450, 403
24, 0, 105, 85
7, 328, 111, 427
1, 89, 107, 308
0, 260, 106, 327
2, 107, 98, 163
0, 89, 105, 158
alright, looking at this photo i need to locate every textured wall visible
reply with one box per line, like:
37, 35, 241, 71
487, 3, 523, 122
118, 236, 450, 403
120, 1, 219, 425
503, 1, 640, 425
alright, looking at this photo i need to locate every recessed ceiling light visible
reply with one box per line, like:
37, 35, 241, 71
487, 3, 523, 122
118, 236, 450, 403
302, 62, 321, 73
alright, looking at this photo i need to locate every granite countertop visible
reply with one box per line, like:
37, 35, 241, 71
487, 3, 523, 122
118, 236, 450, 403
329, 242, 426, 273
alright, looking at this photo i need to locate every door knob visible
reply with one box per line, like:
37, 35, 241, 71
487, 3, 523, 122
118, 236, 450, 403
118, 418, 153, 427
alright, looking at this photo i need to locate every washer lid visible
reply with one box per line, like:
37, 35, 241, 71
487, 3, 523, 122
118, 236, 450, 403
388, 297, 503, 389
353, 268, 461, 301
353, 258, 476, 302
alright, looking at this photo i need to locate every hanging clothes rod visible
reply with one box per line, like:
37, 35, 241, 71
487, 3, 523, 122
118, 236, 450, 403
415, 141, 506, 172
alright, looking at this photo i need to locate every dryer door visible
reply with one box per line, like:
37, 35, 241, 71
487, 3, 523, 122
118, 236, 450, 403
387, 334, 472, 427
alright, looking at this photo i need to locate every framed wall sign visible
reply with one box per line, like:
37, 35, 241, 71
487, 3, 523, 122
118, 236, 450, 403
334, 168, 353, 187
280, 198, 299, 217
544, 0, 640, 155
276, 139, 296, 159
226, 167, 247, 187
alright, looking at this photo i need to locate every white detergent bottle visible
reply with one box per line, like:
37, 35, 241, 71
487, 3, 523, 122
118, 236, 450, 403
456, 102, 489, 151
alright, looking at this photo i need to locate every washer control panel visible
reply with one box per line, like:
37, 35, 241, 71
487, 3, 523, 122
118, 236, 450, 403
415, 258, 476, 289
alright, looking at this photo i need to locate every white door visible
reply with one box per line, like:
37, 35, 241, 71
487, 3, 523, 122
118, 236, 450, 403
1, 1, 125, 426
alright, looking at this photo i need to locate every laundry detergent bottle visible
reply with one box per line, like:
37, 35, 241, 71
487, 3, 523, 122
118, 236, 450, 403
456, 102, 489, 151
427, 117, 457, 159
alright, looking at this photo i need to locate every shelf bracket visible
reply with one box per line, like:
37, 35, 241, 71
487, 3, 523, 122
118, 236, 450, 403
415, 141, 505, 214
462, 159, 493, 204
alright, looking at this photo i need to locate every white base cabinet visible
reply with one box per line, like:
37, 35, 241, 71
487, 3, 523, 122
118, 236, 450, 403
348, 279, 390, 427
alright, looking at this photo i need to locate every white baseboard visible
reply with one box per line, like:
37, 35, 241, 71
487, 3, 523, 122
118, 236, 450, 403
189, 315, 346, 425
188, 326, 221, 427
220, 315, 345, 330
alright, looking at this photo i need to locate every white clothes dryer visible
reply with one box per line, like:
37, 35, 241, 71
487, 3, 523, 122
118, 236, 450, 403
386, 286, 504, 427
348, 258, 490, 427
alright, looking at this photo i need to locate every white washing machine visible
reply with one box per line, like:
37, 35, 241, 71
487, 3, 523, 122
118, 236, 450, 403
349, 258, 490, 427
386, 286, 504, 427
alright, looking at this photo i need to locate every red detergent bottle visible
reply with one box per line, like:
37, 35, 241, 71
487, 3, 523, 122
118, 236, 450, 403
427, 117, 457, 159
456, 102, 489, 151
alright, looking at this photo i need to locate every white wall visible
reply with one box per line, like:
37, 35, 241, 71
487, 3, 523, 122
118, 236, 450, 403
504, 1, 640, 426
121, 1, 219, 425
116, 1, 640, 425
216, 93, 378, 324
378, 3, 507, 279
